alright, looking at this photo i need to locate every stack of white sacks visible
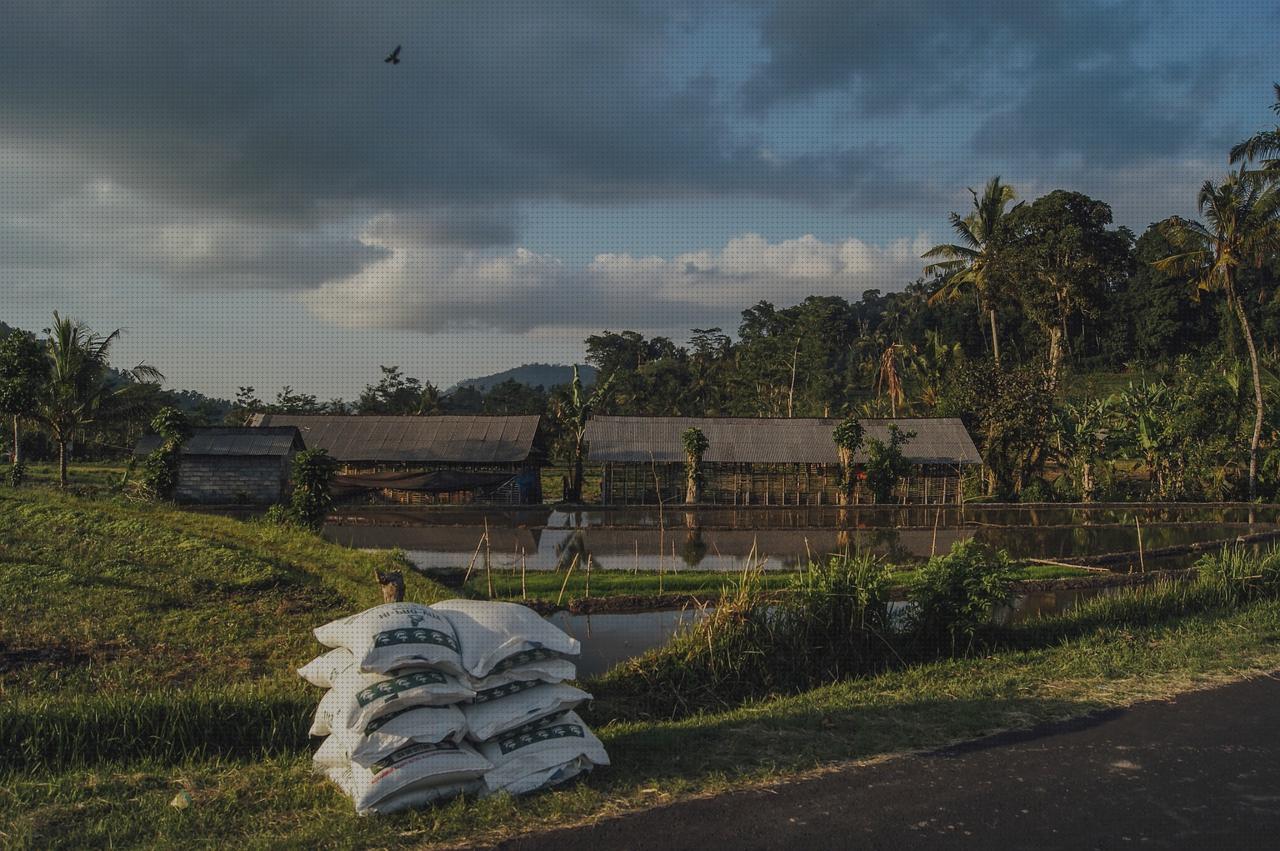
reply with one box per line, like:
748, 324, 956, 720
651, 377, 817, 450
299, 599, 609, 815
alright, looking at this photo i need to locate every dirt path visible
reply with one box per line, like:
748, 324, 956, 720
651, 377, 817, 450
498, 673, 1280, 850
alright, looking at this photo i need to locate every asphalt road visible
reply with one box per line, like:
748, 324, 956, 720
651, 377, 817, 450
498, 673, 1280, 850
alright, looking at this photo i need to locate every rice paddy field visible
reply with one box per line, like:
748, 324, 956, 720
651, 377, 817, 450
5, 485, 1280, 848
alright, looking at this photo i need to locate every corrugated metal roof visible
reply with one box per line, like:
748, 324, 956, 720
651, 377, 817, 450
133, 427, 303, 457
583, 417, 982, 465
249, 414, 540, 463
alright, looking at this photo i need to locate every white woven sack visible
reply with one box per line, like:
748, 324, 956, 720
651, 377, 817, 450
314, 704, 469, 770
326, 741, 490, 815
463, 681, 592, 742
430, 599, 579, 678
314, 603, 465, 676
298, 647, 355, 688
309, 668, 474, 737
477, 711, 609, 797
467, 656, 578, 691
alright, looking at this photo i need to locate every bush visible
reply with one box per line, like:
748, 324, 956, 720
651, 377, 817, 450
288, 448, 339, 532
1018, 477, 1058, 503
906, 540, 1020, 654
139, 407, 190, 500
864, 425, 914, 503
5, 460, 25, 487
263, 503, 296, 527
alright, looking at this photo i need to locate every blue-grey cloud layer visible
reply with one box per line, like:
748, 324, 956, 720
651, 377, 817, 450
0, 0, 1273, 325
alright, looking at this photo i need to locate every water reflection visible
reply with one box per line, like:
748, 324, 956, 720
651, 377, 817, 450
322, 504, 1277, 572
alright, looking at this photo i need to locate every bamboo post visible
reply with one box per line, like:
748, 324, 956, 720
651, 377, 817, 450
931, 506, 941, 558
585, 554, 592, 598
462, 531, 485, 585
1136, 516, 1146, 573
484, 517, 494, 598
556, 552, 580, 607
521, 548, 527, 600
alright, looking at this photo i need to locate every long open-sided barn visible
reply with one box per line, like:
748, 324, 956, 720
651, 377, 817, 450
583, 416, 982, 505
249, 414, 543, 504
133, 426, 304, 505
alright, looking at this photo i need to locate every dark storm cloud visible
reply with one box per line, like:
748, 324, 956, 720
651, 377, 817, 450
971, 53, 1230, 163
0, 0, 890, 219
741, 0, 1214, 162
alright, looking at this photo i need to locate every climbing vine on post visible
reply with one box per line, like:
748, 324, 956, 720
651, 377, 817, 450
864, 425, 915, 504
832, 416, 865, 505
141, 407, 190, 500
289, 448, 339, 532
682, 426, 709, 504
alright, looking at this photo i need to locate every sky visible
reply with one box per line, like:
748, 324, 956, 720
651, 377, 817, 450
2, 0, 1278, 400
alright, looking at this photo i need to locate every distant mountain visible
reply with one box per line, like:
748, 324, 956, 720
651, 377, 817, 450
450, 363, 597, 393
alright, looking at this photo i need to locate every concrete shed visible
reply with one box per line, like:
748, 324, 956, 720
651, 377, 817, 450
134, 426, 304, 505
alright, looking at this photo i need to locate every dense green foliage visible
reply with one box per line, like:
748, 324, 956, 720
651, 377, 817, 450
832, 415, 865, 503
905, 541, 1020, 653
287, 448, 339, 531
139, 406, 191, 500
863, 424, 915, 503
681, 426, 709, 503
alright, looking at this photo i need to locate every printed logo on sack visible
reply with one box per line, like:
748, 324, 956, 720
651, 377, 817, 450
373, 628, 460, 652
362, 705, 424, 735
473, 680, 542, 704
357, 670, 447, 707
498, 723, 585, 756
370, 740, 460, 773
490, 648, 558, 674
499, 712, 569, 740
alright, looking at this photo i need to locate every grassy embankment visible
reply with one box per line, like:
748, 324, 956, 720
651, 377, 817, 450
3, 486, 1280, 848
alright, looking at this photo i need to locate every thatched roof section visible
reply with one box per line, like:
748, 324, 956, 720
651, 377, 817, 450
249, 415, 540, 464
133, 426, 303, 457
583, 417, 982, 465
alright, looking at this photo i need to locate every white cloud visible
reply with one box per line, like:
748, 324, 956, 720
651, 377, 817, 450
302, 220, 934, 336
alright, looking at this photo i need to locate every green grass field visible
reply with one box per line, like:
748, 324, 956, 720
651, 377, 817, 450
3, 484, 1279, 848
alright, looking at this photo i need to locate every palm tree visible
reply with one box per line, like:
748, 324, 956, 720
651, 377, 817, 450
35, 313, 162, 488
922, 177, 1021, 368
1230, 83, 1280, 179
874, 342, 906, 418
1155, 171, 1280, 500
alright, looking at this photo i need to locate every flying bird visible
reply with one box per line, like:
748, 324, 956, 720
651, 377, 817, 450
384, 45, 401, 65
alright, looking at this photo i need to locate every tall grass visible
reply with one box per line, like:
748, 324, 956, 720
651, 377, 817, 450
595, 540, 1280, 721
595, 553, 898, 717
1195, 543, 1280, 605
0, 684, 314, 771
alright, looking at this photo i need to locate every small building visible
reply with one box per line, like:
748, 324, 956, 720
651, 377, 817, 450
248, 414, 543, 505
133, 426, 304, 505
583, 416, 982, 506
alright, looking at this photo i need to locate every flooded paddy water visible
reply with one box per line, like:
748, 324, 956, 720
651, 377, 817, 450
324, 504, 1280, 573
320, 504, 1279, 675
